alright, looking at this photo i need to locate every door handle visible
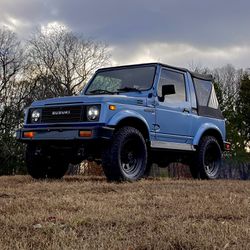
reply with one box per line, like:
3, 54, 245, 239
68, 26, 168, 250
183, 108, 190, 113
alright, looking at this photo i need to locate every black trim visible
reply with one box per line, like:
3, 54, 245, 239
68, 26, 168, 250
189, 72, 213, 81
198, 106, 224, 120
96, 63, 159, 73
16, 126, 114, 143
24, 122, 106, 129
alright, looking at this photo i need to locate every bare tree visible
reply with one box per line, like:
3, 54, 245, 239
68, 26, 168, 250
27, 26, 110, 97
212, 64, 243, 107
0, 27, 26, 133
0, 25, 110, 174
0, 27, 31, 173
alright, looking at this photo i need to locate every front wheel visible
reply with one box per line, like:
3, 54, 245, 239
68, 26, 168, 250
26, 145, 69, 179
190, 136, 222, 179
102, 126, 148, 181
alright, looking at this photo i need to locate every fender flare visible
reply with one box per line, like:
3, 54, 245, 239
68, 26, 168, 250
107, 110, 150, 131
193, 123, 223, 146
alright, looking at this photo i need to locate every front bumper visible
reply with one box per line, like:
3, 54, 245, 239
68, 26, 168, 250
16, 125, 114, 142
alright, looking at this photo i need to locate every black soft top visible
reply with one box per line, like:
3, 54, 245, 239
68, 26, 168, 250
98, 62, 213, 82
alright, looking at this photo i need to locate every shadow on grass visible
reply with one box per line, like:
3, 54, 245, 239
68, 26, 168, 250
149, 161, 250, 180
218, 160, 250, 180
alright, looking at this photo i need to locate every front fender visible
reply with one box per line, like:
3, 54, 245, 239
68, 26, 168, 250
193, 123, 223, 146
107, 110, 150, 131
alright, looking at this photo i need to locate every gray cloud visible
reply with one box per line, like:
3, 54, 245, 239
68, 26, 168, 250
0, 0, 250, 68
110, 43, 250, 69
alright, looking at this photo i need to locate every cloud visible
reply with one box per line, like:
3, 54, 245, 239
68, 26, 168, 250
41, 21, 68, 35
111, 42, 250, 68
0, 0, 250, 68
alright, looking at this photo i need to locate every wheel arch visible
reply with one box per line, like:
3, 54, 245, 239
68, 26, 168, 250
115, 117, 150, 143
193, 125, 224, 150
107, 110, 150, 143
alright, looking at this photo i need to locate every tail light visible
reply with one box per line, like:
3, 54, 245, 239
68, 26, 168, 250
224, 142, 231, 151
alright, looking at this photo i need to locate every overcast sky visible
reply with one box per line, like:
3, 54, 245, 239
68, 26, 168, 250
1, 0, 250, 69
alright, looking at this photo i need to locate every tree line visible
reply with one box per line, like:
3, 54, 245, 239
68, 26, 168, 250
0, 26, 110, 174
0, 25, 249, 174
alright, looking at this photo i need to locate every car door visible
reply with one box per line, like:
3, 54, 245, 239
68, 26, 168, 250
154, 68, 192, 145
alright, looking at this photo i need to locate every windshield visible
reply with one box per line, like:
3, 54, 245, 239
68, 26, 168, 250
85, 66, 156, 95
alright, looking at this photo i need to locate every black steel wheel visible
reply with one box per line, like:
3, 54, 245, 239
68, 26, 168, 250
102, 126, 148, 181
26, 144, 47, 179
46, 159, 69, 179
190, 136, 222, 179
26, 144, 69, 179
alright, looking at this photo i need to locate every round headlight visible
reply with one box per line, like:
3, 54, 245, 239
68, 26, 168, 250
87, 106, 99, 121
31, 109, 41, 123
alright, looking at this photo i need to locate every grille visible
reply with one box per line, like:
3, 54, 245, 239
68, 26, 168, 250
41, 105, 84, 123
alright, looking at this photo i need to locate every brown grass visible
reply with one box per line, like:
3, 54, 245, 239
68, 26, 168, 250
0, 176, 249, 250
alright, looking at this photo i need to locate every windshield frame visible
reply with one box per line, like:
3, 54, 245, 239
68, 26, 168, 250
84, 64, 157, 95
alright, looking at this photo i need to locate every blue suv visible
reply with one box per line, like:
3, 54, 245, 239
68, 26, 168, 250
16, 63, 229, 181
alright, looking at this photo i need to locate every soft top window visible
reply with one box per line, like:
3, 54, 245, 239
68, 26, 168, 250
193, 78, 218, 109
208, 86, 219, 109
193, 78, 223, 119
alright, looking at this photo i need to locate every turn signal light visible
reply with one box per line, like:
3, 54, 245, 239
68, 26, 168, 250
109, 105, 116, 111
23, 131, 35, 138
79, 130, 92, 137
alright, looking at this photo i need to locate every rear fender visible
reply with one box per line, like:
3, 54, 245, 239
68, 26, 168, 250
193, 123, 223, 146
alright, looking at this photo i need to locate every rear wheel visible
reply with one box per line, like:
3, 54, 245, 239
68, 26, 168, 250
102, 126, 148, 181
26, 145, 69, 179
190, 136, 222, 179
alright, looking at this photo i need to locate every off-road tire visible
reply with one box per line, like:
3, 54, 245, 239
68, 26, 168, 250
26, 145, 69, 179
46, 159, 69, 179
190, 136, 222, 179
102, 126, 148, 181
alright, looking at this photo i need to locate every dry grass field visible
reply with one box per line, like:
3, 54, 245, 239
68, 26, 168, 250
0, 176, 249, 250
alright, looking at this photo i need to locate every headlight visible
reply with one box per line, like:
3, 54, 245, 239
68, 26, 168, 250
31, 109, 41, 123
87, 106, 100, 121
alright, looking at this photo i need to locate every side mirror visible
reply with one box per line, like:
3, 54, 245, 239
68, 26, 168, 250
159, 84, 175, 102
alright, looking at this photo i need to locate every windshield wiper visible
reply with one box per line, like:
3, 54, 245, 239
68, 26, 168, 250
89, 89, 116, 95
117, 87, 141, 93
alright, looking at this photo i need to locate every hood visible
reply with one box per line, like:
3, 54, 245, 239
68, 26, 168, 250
31, 94, 147, 107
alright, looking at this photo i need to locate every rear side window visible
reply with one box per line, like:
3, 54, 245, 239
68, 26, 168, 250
158, 69, 186, 103
193, 78, 219, 109
192, 77, 223, 119
208, 86, 219, 109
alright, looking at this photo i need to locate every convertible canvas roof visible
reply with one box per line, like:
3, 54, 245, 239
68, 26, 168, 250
98, 62, 213, 82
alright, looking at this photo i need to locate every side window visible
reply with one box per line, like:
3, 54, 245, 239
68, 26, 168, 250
193, 78, 219, 109
208, 85, 219, 109
193, 78, 212, 106
158, 69, 186, 103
